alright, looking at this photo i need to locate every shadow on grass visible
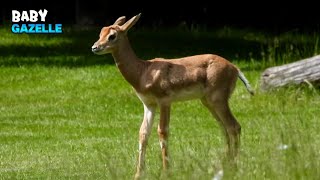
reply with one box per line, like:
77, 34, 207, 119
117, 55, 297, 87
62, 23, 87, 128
0, 26, 266, 68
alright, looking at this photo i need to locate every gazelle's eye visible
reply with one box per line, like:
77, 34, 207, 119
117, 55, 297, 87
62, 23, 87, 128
108, 34, 116, 41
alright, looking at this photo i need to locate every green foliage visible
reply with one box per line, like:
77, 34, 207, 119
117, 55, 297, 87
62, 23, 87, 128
0, 26, 319, 179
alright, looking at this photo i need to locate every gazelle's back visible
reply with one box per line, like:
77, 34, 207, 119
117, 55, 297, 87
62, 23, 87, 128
139, 53, 238, 101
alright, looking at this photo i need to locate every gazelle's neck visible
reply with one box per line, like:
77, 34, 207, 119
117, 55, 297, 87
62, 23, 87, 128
112, 36, 146, 90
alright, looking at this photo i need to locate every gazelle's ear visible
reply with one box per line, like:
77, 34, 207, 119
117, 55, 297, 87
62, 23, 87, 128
120, 13, 141, 32
113, 16, 126, 26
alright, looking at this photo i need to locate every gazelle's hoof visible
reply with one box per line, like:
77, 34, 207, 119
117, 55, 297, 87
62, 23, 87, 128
134, 174, 140, 180
134, 172, 143, 180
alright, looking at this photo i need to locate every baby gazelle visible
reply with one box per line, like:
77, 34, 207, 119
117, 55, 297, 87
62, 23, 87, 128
92, 13, 254, 179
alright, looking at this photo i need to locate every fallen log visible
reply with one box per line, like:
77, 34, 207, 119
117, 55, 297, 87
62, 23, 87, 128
260, 55, 320, 91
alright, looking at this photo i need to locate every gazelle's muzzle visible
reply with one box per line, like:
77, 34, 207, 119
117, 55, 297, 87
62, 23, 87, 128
91, 43, 101, 53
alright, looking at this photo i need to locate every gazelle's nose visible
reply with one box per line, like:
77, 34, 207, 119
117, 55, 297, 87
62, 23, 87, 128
91, 45, 99, 52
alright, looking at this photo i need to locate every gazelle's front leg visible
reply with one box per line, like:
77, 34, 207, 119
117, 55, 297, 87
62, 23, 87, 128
158, 104, 171, 170
135, 103, 156, 179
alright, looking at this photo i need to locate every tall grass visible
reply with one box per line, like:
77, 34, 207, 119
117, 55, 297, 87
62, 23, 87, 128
0, 26, 319, 179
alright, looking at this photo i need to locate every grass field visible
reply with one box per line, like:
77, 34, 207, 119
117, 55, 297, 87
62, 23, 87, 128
0, 26, 319, 179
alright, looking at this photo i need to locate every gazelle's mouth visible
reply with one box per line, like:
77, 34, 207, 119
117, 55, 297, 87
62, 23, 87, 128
92, 47, 101, 53
92, 50, 104, 55
92, 45, 111, 55
92, 44, 103, 52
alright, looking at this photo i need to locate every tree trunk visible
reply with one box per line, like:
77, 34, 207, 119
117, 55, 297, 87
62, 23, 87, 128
260, 55, 320, 91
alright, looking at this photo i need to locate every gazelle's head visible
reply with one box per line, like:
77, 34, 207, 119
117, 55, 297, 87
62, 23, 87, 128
91, 13, 141, 55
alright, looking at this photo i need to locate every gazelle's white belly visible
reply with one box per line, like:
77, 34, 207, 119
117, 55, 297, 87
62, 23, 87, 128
168, 85, 204, 102
136, 85, 204, 105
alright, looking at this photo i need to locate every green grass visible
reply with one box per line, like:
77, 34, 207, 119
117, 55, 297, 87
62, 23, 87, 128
0, 26, 320, 179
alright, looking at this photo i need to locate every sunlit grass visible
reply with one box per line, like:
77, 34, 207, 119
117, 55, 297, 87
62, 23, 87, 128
0, 26, 319, 179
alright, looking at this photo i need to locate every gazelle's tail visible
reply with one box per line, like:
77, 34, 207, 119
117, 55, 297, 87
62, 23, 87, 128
238, 70, 255, 96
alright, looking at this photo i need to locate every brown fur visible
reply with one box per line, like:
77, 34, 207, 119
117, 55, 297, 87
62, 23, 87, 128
92, 14, 252, 179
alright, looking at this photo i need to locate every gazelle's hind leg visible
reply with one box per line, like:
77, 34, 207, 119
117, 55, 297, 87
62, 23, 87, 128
201, 99, 230, 152
201, 93, 241, 160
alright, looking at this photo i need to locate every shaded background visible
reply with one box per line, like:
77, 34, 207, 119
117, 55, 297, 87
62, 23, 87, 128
1, 0, 319, 68
1, 0, 319, 33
